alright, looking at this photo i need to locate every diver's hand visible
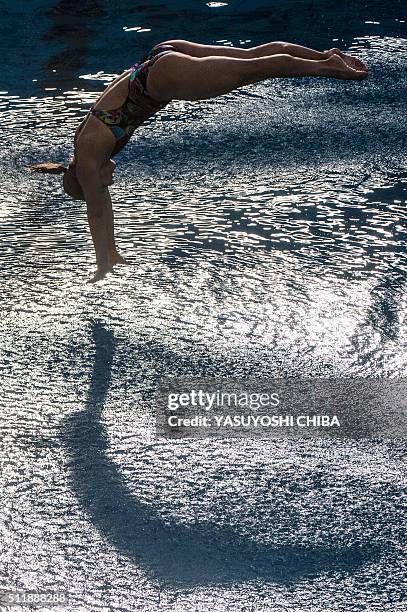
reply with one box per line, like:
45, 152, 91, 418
88, 265, 113, 284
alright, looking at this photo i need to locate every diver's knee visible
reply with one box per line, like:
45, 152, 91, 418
250, 41, 288, 58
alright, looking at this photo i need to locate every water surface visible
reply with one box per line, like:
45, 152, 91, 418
0, 1, 406, 610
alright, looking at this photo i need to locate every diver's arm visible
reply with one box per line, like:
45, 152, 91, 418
104, 187, 126, 264
77, 168, 111, 281
75, 122, 127, 279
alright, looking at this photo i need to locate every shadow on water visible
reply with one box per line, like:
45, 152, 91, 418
348, 174, 407, 357
349, 265, 407, 369
41, 0, 106, 89
60, 321, 379, 587
367, 269, 407, 342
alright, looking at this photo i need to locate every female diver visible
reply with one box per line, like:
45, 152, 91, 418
29, 39, 368, 282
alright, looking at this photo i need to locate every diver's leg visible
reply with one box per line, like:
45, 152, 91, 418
247, 42, 367, 71
156, 39, 342, 61
147, 52, 367, 102
155, 39, 253, 58
250, 41, 341, 60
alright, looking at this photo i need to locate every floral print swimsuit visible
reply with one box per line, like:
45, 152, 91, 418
76, 44, 177, 157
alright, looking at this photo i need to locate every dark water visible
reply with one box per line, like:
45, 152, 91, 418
0, 1, 406, 610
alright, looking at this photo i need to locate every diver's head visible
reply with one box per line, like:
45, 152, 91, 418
64, 159, 116, 198
28, 159, 84, 200
28, 158, 116, 200
62, 161, 84, 200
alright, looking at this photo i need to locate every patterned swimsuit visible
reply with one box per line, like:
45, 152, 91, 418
76, 44, 178, 157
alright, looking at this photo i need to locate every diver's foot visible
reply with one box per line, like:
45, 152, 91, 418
325, 47, 342, 58
325, 48, 368, 72
322, 53, 368, 80
338, 51, 368, 72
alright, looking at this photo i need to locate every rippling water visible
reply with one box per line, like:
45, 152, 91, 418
0, 1, 406, 611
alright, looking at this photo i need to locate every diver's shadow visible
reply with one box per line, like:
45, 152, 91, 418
60, 321, 378, 587
349, 266, 407, 368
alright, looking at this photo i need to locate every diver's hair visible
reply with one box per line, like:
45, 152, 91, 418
28, 159, 84, 200
28, 162, 67, 175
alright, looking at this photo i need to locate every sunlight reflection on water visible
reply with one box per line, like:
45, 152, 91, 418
1, 35, 406, 372
0, 6, 406, 610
